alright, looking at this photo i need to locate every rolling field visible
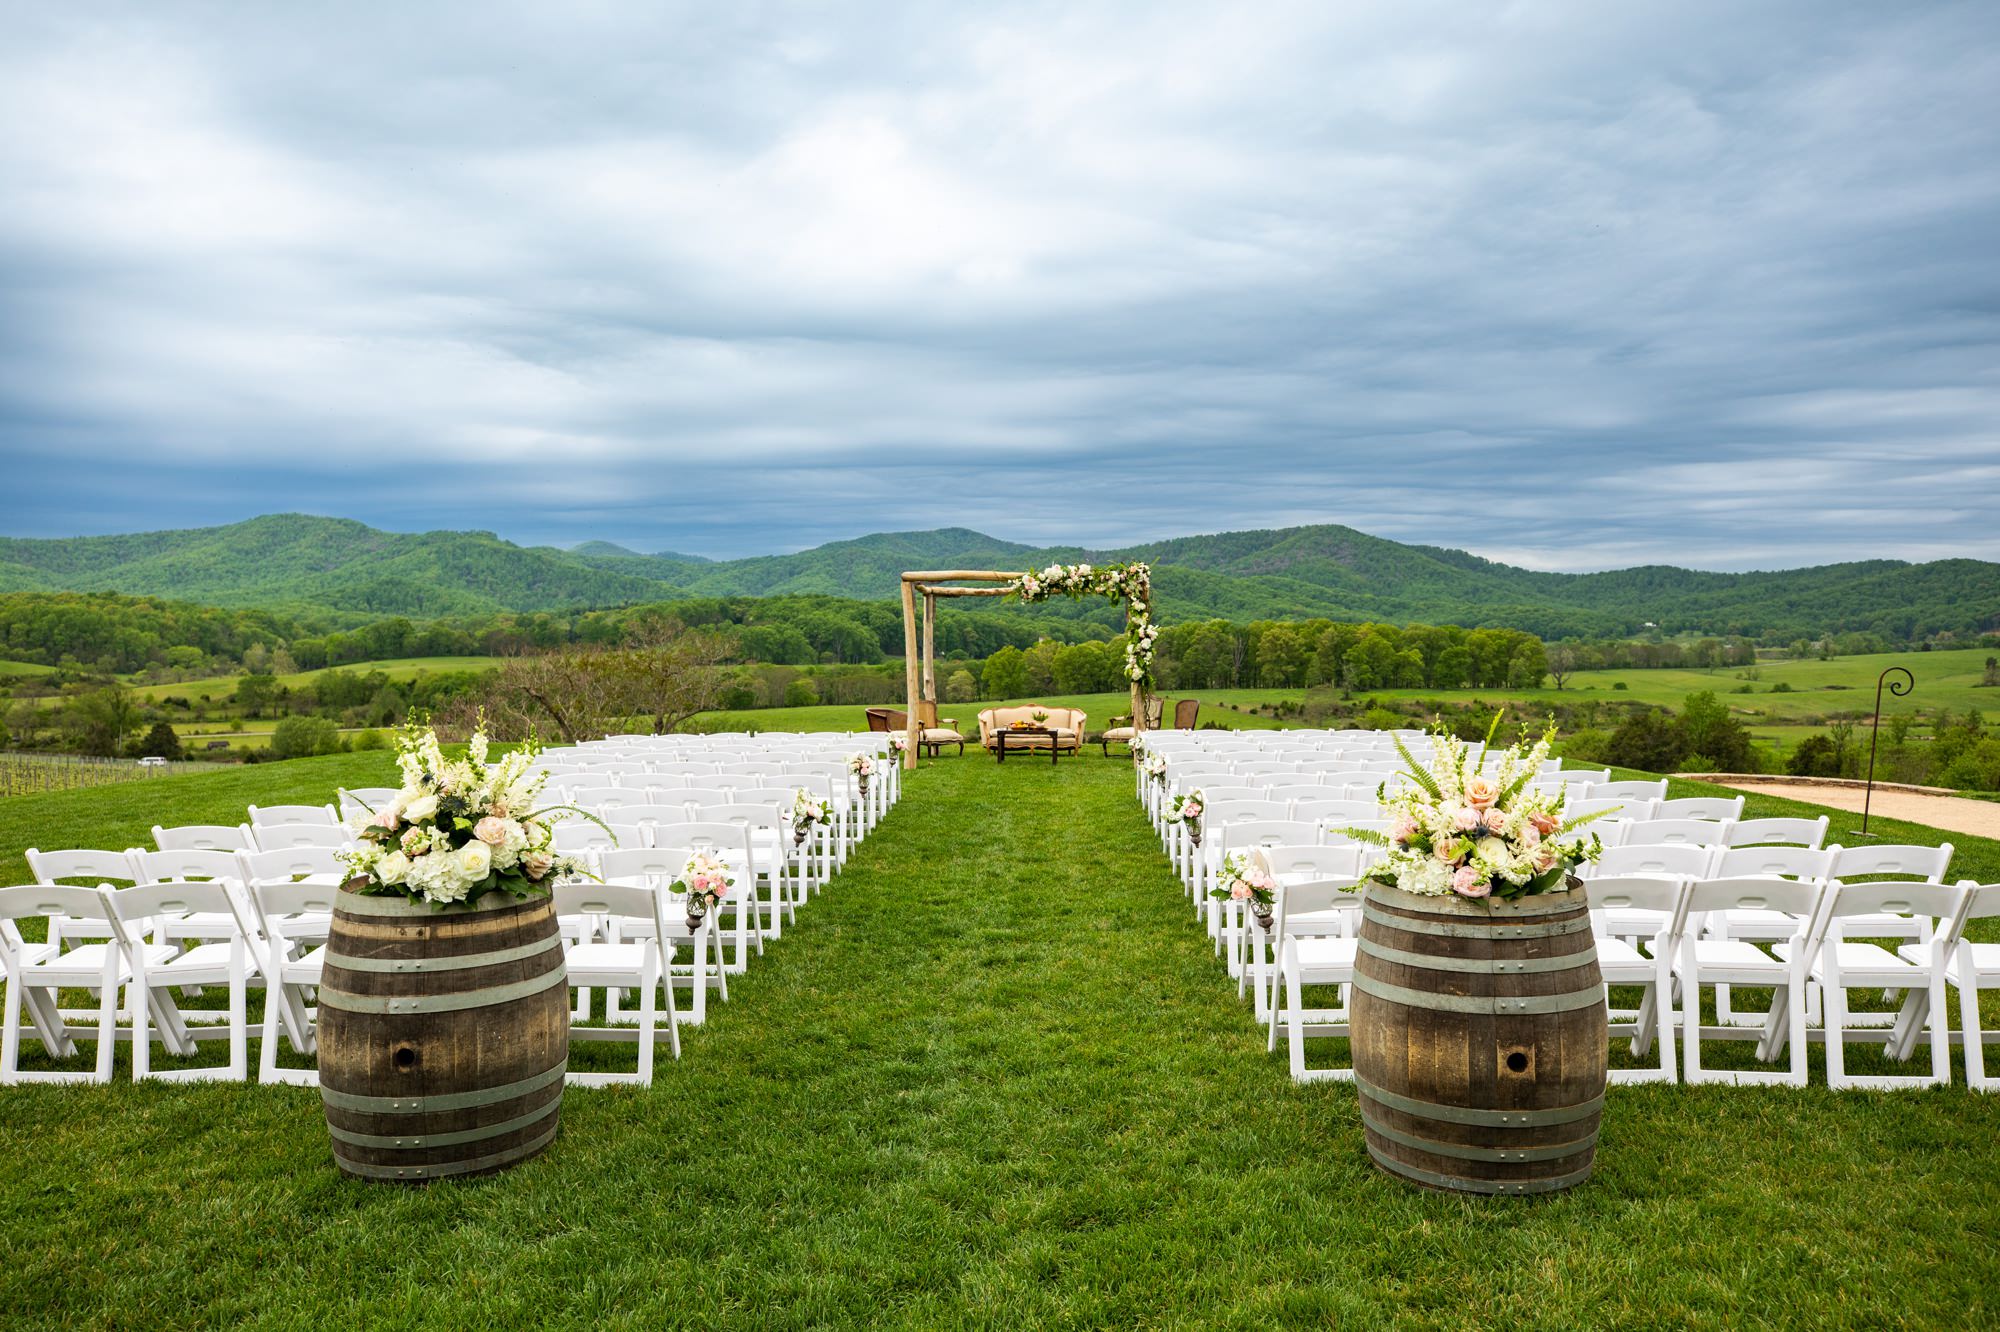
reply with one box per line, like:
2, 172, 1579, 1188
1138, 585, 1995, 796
121, 655, 499, 703
1, 738, 1997, 1327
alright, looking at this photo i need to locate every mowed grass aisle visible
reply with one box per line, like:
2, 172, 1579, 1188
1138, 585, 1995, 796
2, 757, 1998, 1329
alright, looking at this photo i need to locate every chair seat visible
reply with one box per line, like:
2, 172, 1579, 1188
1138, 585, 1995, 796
1683, 938, 1788, 975
922, 728, 963, 744
1102, 727, 1135, 742
1784, 939, 1913, 980
1594, 936, 1656, 972
1293, 937, 1358, 975
566, 941, 658, 977
149, 941, 245, 977
28, 942, 167, 983
1708, 908, 1806, 939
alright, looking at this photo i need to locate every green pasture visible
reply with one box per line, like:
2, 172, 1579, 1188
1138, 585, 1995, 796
120, 655, 499, 704
2, 744, 1998, 1327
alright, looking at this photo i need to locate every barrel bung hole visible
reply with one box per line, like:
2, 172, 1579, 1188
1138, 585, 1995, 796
393, 1045, 418, 1071
1504, 1051, 1529, 1074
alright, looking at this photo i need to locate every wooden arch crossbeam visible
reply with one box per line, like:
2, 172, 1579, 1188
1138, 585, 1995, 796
897, 570, 1145, 770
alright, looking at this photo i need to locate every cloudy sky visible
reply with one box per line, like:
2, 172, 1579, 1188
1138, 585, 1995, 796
1, 1, 1996, 570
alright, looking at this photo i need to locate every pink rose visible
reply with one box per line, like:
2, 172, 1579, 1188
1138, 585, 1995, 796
369, 807, 401, 831
1230, 882, 1252, 900
1534, 844, 1559, 873
401, 827, 428, 854
1433, 838, 1462, 863
1519, 824, 1542, 849
1484, 808, 1508, 834
473, 816, 510, 845
1529, 811, 1559, 837
1451, 866, 1492, 898
1390, 815, 1418, 845
522, 852, 553, 879
1465, 777, 1499, 809
1453, 806, 1481, 832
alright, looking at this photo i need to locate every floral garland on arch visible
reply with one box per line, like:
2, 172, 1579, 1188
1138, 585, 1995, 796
1008, 561, 1157, 687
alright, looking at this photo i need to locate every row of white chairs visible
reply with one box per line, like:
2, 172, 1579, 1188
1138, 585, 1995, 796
1130, 739, 1997, 1092
1, 734, 903, 1089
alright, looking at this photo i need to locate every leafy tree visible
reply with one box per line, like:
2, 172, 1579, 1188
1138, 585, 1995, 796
1604, 709, 1689, 773
235, 674, 282, 718
137, 721, 183, 760
982, 646, 1027, 699
63, 686, 140, 757
1788, 734, 1844, 778
1679, 691, 1754, 772
944, 669, 977, 704
783, 677, 821, 708
271, 715, 340, 759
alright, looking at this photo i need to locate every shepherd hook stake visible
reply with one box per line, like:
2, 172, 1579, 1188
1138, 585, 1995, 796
1857, 665, 1913, 837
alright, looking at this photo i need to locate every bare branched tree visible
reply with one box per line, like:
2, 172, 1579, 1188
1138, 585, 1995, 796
438, 617, 730, 743
606, 617, 731, 735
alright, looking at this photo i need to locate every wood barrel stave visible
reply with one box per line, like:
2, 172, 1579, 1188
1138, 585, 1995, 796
1350, 884, 1607, 1196
318, 888, 569, 1183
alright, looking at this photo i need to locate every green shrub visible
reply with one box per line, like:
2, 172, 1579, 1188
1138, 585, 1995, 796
136, 722, 183, 761
783, 678, 821, 708
270, 715, 340, 760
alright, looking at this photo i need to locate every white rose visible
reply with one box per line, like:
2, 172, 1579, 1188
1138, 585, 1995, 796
402, 793, 439, 822
459, 840, 493, 881
375, 851, 412, 885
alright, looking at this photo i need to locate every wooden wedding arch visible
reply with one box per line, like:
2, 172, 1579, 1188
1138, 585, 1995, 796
897, 569, 1150, 770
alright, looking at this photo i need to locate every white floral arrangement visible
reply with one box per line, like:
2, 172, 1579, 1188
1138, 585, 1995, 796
847, 751, 876, 792
1348, 728, 1604, 901
341, 723, 589, 907
1142, 752, 1169, 784
888, 733, 908, 753
671, 849, 736, 915
1171, 789, 1205, 845
1009, 560, 1157, 686
788, 788, 831, 845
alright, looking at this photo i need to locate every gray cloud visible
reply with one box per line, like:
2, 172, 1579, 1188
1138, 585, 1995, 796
0, 0, 1996, 570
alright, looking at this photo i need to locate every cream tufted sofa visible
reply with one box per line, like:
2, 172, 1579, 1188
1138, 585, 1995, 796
977, 705, 1087, 754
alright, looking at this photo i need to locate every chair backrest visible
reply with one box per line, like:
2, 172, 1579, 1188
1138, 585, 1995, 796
1173, 699, 1200, 729
337, 788, 400, 819
1566, 797, 1655, 822
1584, 875, 1691, 930
1594, 844, 1715, 880
1724, 816, 1829, 849
655, 822, 756, 865
598, 846, 692, 883
1617, 819, 1729, 849
25, 848, 141, 886
552, 822, 642, 854
1590, 779, 1670, 801
107, 879, 242, 938
1685, 875, 1826, 919
252, 824, 351, 852
554, 879, 666, 935
1654, 795, 1745, 822
565, 785, 634, 810
1273, 877, 1364, 936
615, 804, 690, 831
1830, 843, 1953, 884
1218, 820, 1319, 856
1207, 800, 1296, 828
1710, 845, 1836, 882
1262, 785, 1329, 805
1197, 786, 1275, 808
237, 846, 346, 884
136, 847, 244, 883
247, 803, 337, 828
1256, 844, 1365, 881
154, 823, 255, 853
0, 884, 115, 934
254, 877, 342, 919
1824, 880, 1967, 933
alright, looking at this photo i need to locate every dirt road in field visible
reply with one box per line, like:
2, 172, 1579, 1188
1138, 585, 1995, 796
1707, 779, 2000, 841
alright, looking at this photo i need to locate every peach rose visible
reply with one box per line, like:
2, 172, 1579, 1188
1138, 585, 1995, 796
1484, 808, 1508, 834
1452, 806, 1481, 832
473, 816, 511, 846
1390, 815, 1418, 845
1465, 777, 1499, 809
1529, 811, 1559, 837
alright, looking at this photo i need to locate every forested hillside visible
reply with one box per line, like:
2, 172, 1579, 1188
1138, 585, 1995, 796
2, 514, 1994, 642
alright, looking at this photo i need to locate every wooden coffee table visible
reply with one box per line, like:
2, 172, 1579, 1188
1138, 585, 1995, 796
996, 727, 1063, 766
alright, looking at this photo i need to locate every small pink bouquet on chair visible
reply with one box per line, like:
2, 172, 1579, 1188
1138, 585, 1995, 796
1210, 851, 1279, 931
671, 849, 736, 933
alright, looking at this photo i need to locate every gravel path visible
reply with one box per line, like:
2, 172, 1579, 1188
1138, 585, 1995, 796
1710, 779, 2000, 841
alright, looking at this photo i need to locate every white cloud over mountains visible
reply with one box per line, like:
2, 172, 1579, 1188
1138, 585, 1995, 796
0, 1, 1995, 568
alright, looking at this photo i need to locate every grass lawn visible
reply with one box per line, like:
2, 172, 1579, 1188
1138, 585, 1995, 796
3, 743, 2000, 1328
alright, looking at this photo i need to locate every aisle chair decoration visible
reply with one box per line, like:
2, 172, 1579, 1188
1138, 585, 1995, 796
847, 752, 876, 798
1212, 852, 1280, 932
672, 850, 739, 935
788, 789, 832, 849
1143, 753, 1169, 785
1338, 722, 1615, 1197
319, 721, 593, 1183
1172, 791, 1206, 848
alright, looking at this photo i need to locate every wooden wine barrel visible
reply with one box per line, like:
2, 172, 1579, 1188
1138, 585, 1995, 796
318, 886, 568, 1183
1350, 882, 1607, 1196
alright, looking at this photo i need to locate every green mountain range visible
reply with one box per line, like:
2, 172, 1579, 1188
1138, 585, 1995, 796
0, 514, 1993, 640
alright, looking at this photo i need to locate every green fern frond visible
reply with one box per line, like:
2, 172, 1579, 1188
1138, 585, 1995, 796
1391, 732, 1443, 799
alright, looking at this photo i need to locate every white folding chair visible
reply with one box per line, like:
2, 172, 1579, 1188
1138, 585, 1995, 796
1585, 876, 1689, 1084
1676, 877, 1828, 1087
595, 847, 727, 1026
557, 881, 678, 1085
104, 880, 250, 1082
245, 878, 337, 1085
24, 848, 140, 952
1590, 779, 1670, 802
1798, 881, 1968, 1090
1618, 819, 1730, 848
1925, 883, 2000, 1090
336, 787, 401, 823
1266, 878, 1364, 1083
653, 825, 761, 974
0, 885, 130, 1084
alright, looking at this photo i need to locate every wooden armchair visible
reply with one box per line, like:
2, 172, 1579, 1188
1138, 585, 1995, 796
1100, 695, 1165, 756
883, 702, 966, 757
